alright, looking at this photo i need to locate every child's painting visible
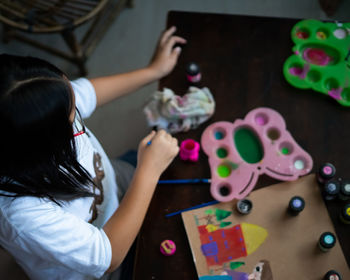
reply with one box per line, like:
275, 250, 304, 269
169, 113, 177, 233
182, 174, 349, 279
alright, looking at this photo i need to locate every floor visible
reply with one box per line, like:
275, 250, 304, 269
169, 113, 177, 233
1, 0, 349, 159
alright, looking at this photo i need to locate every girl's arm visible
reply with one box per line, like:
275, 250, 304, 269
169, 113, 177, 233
103, 130, 179, 271
90, 27, 186, 107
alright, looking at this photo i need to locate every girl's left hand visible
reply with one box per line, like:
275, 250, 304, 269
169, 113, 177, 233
148, 26, 187, 79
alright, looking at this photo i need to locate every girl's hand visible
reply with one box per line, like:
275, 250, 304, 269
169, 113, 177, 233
148, 26, 187, 79
137, 130, 179, 179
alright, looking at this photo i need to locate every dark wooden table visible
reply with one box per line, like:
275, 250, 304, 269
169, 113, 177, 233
133, 11, 350, 279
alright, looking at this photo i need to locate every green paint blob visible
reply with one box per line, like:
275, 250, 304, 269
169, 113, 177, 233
217, 164, 232, 178
234, 128, 263, 164
230, 262, 245, 270
215, 208, 232, 221
216, 148, 228, 158
228, 161, 239, 170
194, 215, 200, 226
205, 209, 214, 215
220, 221, 232, 228
281, 147, 290, 155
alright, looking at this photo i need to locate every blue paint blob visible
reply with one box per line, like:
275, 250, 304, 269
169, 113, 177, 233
215, 131, 224, 140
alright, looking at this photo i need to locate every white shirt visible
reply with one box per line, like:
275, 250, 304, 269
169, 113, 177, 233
0, 78, 119, 280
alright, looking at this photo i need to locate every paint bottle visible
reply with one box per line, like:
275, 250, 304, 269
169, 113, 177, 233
317, 163, 336, 184
338, 180, 350, 201
322, 180, 340, 201
186, 62, 201, 83
324, 270, 342, 280
318, 232, 336, 252
339, 204, 350, 225
236, 199, 253, 215
288, 196, 305, 216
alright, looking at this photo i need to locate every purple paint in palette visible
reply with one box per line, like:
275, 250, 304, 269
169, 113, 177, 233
328, 88, 342, 100
289, 64, 310, 79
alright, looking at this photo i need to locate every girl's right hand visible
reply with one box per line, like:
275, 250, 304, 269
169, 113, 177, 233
137, 130, 179, 179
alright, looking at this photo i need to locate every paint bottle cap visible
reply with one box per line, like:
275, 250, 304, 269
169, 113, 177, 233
324, 270, 342, 280
323, 180, 340, 200
186, 62, 200, 76
318, 163, 336, 182
160, 240, 176, 256
339, 180, 350, 200
340, 204, 350, 224
236, 199, 253, 214
288, 196, 305, 215
319, 232, 336, 250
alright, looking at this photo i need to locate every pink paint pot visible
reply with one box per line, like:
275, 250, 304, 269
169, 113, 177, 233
180, 139, 200, 162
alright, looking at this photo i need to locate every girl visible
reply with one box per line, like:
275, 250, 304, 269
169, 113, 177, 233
0, 27, 186, 280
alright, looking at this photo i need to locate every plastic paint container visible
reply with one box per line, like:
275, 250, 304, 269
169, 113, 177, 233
179, 139, 200, 162
339, 204, 350, 225
324, 270, 342, 280
317, 163, 336, 184
236, 199, 253, 214
323, 180, 340, 201
338, 180, 350, 201
186, 62, 201, 83
288, 196, 305, 216
318, 232, 336, 252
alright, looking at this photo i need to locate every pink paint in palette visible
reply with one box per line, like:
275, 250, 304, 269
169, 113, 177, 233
201, 107, 313, 202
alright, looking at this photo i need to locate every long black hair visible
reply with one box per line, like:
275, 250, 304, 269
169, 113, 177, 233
0, 54, 95, 204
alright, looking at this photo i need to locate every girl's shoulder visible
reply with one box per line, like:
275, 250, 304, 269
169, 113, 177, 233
0, 195, 57, 225
0, 195, 58, 241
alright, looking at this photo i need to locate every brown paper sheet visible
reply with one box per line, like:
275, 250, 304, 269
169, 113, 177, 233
182, 174, 349, 279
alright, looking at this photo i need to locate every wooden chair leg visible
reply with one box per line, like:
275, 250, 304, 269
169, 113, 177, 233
2, 24, 14, 44
61, 28, 87, 76
126, 0, 135, 8
76, 59, 88, 77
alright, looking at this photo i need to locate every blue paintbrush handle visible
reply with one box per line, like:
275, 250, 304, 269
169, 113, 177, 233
158, 179, 211, 184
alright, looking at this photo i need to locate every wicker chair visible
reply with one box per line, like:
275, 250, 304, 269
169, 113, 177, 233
0, 0, 134, 75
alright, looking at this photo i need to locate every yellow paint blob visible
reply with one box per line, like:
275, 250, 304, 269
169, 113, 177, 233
206, 224, 218, 233
241, 223, 268, 255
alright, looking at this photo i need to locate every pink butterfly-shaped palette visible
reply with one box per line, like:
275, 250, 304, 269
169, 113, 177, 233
201, 107, 313, 202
